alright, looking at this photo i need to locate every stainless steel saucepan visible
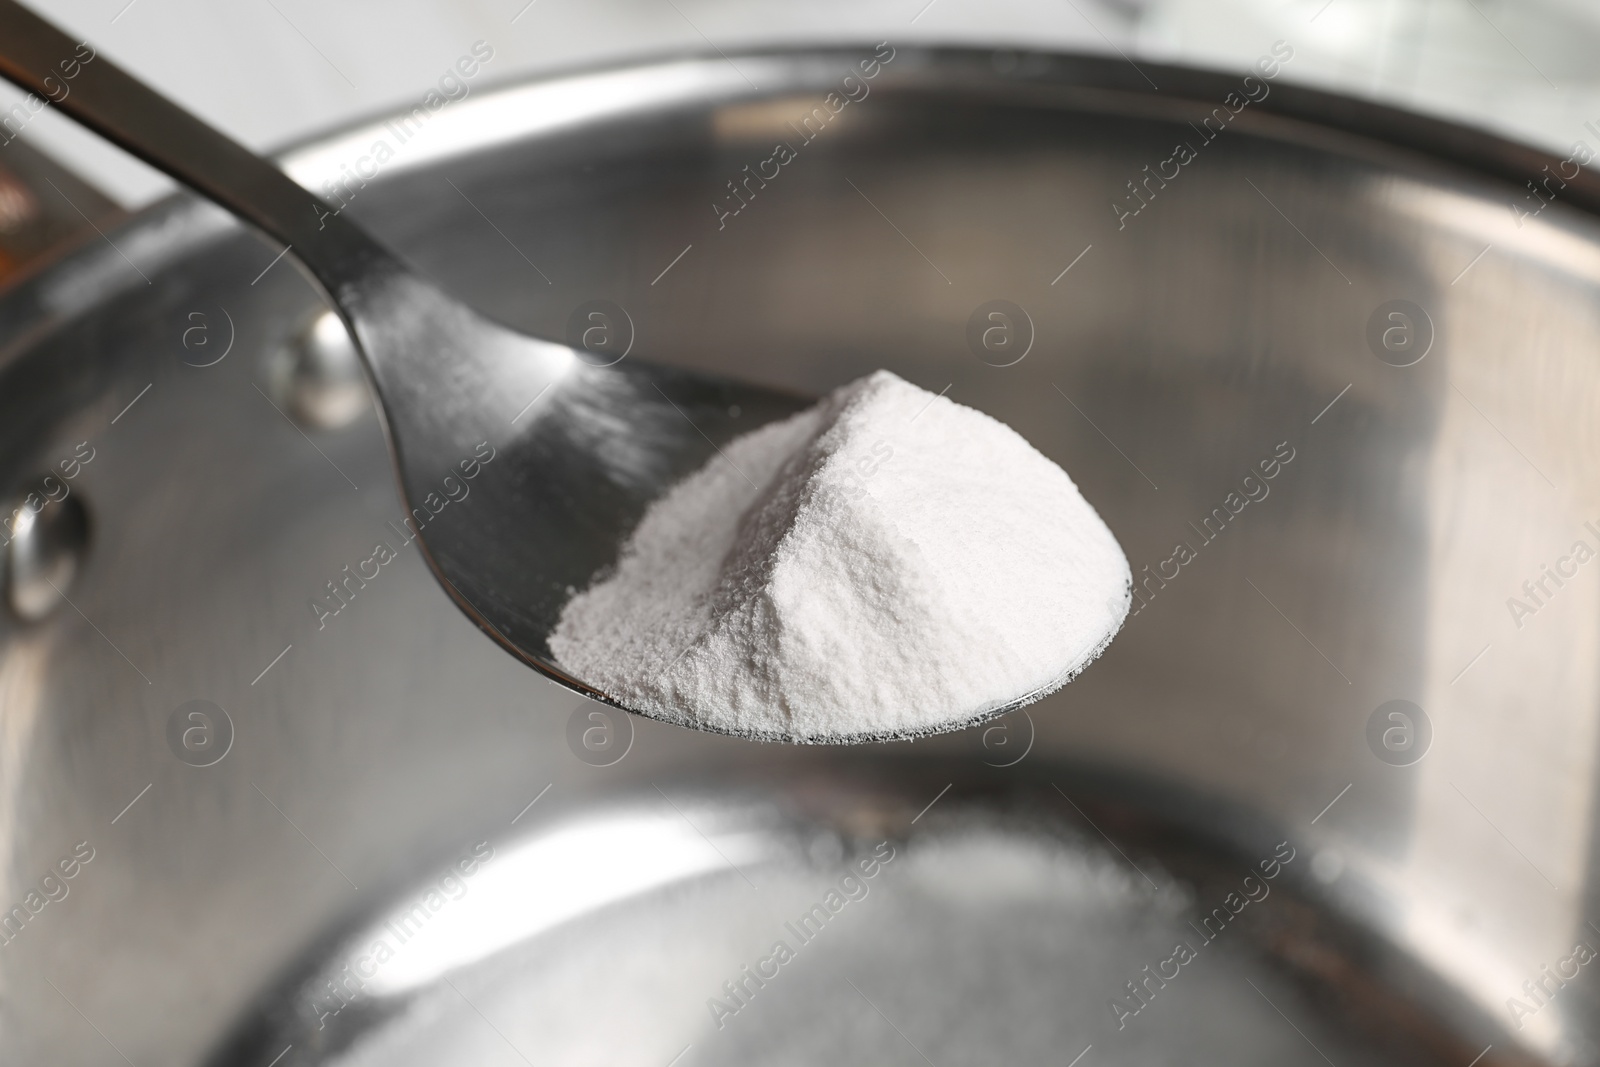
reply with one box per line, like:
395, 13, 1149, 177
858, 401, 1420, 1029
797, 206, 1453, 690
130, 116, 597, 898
2, 44, 1597, 1067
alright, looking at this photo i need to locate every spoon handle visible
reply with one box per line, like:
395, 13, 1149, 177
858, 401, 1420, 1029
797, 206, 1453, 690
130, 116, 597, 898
0, 1, 398, 304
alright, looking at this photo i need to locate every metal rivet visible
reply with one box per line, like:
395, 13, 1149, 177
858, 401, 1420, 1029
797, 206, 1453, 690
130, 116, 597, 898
5, 492, 90, 621
265, 309, 369, 430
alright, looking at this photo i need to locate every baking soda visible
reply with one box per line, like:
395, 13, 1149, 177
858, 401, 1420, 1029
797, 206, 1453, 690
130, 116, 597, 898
549, 371, 1131, 741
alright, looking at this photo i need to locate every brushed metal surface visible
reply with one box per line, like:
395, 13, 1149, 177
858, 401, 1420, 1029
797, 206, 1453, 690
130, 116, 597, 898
0, 45, 1597, 1066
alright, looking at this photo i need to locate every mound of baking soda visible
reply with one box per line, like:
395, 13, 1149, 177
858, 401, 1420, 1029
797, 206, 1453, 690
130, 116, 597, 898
549, 370, 1131, 742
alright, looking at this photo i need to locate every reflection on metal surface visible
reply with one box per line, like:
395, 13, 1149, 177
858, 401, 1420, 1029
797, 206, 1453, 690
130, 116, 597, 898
3, 491, 87, 621
280, 62, 759, 192
264, 310, 369, 430
267, 796, 1475, 1067
351, 810, 769, 997
1383, 178, 1600, 285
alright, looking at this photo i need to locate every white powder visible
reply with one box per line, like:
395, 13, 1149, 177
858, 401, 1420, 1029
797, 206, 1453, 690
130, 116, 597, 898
549, 371, 1131, 742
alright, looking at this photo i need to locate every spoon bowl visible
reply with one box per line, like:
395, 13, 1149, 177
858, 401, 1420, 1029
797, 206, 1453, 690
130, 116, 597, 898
323, 270, 817, 699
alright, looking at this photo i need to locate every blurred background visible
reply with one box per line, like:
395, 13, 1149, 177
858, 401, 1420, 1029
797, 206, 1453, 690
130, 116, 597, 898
2, 0, 1598, 212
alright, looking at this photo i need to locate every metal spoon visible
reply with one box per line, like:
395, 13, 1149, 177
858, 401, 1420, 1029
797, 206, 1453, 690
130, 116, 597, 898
0, 5, 1084, 743
0, 1, 817, 714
